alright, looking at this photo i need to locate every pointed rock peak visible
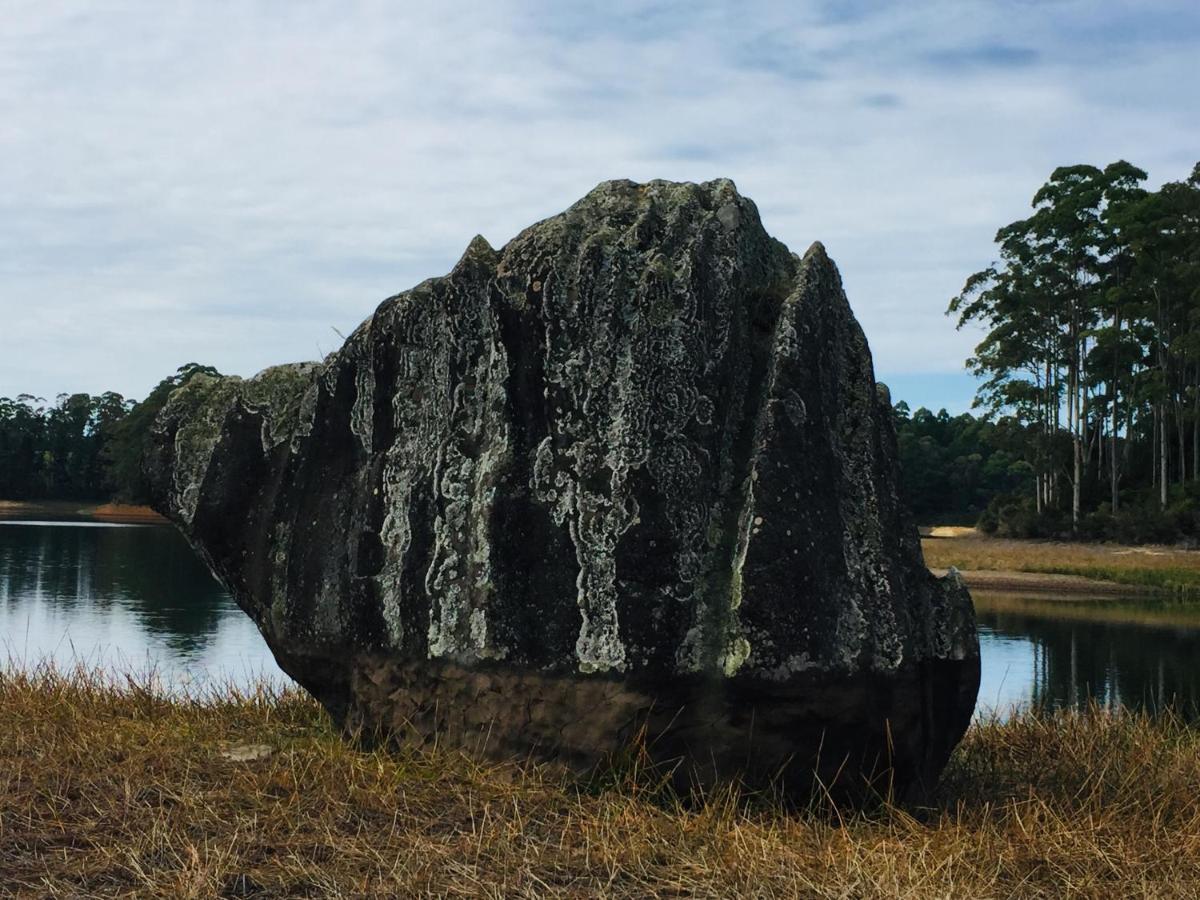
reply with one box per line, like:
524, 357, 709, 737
454, 234, 499, 273
706, 177, 741, 202
803, 241, 830, 265
587, 178, 640, 196
798, 240, 844, 288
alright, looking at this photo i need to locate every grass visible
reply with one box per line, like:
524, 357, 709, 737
5, 666, 1200, 896
922, 532, 1200, 595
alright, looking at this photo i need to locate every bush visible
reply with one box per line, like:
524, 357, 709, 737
977, 495, 1070, 539
1111, 502, 1182, 544
975, 492, 1190, 544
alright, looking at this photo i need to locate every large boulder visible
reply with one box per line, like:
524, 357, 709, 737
148, 179, 978, 802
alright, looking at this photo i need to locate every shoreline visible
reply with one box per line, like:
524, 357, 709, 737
928, 566, 1146, 595
971, 590, 1200, 630
0, 499, 167, 525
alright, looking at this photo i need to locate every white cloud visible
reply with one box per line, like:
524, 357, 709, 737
2, 0, 1197, 401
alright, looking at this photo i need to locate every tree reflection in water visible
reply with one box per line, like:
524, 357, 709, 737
6, 524, 1200, 713
0, 521, 282, 688
977, 594, 1200, 719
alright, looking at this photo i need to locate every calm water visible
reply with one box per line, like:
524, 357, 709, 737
0, 519, 286, 690
3, 519, 1200, 715
975, 594, 1200, 717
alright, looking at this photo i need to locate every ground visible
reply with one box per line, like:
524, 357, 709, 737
5, 522, 1200, 894
3, 667, 1200, 898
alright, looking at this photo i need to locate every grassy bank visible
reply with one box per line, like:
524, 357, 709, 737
4, 668, 1200, 897
922, 531, 1200, 595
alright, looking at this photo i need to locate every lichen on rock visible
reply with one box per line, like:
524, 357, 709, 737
148, 178, 979, 803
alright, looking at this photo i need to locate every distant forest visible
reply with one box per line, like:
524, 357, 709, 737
0, 382, 1067, 530
3, 158, 1197, 543
0, 364, 218, 503
0, 377, 1060, 534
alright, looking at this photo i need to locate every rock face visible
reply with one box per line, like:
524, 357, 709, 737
148, 179, 979, 802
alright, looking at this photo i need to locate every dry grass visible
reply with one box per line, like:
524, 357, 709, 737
923, 532, 1200, 595
4, 666, 1200, 897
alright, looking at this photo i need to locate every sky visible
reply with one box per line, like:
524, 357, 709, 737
3, 1, 1198, 414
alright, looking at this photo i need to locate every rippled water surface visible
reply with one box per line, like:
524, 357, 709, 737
4, 519, 1200, 715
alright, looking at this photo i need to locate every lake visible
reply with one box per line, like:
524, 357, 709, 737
0, 518, 286, 691
3, 518, 1199, 716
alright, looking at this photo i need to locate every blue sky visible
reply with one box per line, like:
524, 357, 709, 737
3, 1, 1197, 412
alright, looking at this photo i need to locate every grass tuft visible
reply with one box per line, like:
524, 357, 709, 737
4, 663, 1200, 896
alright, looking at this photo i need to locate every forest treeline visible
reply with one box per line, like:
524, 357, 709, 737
890, 403, 1189, 542
944, 158, 1200, 541
892, 403, 1031, 526
0, 368, 1052, 530
0, 364, 217, 503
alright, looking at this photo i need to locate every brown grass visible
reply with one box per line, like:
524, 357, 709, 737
922, 532, 1200, 595
4, 666, 1200, 897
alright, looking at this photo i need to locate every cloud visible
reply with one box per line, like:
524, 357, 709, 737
861, 92, 903, 108
1, 0, 1198, 410
924, 43, 1040, 70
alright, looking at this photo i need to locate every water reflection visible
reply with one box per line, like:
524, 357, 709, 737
6, 520, 1200, 715
0, 521, 286, 689
976, 593, 1200, 718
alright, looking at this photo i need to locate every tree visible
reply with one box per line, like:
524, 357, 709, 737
104, 363, 220, 502
0, 363, 219, 503
950, 161, 1163, 532
893, 403, 1034, 524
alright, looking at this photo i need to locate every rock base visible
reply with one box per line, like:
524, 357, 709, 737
322, 655, 981, 803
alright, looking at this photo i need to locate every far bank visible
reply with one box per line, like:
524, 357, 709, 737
0, 499, 167, 524
922, 527, 1200, 596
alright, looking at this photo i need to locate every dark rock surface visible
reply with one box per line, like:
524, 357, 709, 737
148, 179, 979, 802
